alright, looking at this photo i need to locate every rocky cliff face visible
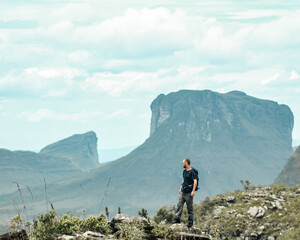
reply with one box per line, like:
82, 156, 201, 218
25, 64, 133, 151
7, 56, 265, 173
274, 145, 300, 185
40, 131, 100, 171
150, 90, 293, 148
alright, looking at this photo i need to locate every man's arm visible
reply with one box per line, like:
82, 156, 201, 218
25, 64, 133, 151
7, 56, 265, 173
191, 179, 197, 197
179, 180, 184, 194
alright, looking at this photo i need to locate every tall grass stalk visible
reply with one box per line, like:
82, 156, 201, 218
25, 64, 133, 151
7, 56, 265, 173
99, 177, 111, 214
26, 185, 35, 220
44, 177, 48, 212
13, 182, 28, 223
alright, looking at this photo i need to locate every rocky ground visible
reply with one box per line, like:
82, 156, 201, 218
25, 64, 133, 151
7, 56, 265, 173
191, 183, 300, 239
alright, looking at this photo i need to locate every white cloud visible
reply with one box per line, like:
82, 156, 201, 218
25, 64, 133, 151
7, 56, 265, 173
207, 67, 284, 86
25, 67, 85, 79
226, 9, 287, 20
194, 22, 251, 59
290, 70, 300, 80
0, 67, 86, 96
249, 10, 300, 48
17, 109, 133, 122
261, 73, 280, 86
68, 50, 91, 63
80, 69, 171, 97
40, 7, 191, 58
43, 90, 67, 97
106, 109, 132, 119
80, 66, 206, 97
79, 66, 291, 97
0, 4, 49, 21
18, 109, 55, 122
50, 3, 94, 22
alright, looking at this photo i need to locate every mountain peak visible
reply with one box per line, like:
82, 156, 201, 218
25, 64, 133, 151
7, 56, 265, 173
149, 89, 293, 146
40, 131, 100, 171
226, 90, 247, 96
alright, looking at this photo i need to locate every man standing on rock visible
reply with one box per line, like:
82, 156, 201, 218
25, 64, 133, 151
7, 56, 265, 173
173, 158, 197, 228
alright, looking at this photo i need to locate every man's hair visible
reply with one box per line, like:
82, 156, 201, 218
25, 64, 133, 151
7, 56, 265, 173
184, 158, 191, 165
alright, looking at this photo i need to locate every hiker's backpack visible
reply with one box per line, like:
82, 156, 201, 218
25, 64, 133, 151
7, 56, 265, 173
192, 168, 200, 191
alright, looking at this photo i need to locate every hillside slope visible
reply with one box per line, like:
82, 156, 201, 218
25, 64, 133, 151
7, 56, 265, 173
0, 148, 81, 195
155, 183, 300, 240
274, 145, 300, 185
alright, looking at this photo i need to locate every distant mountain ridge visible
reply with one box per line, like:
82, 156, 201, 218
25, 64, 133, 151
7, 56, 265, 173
40, 131, 100, 170
0, 131, 99, 195
0, 89, 293, 218
0, 148, 81, 195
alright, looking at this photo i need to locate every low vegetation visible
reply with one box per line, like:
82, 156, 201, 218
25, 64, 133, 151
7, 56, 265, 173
7, 182, 300, 239
9, 209, 110, 240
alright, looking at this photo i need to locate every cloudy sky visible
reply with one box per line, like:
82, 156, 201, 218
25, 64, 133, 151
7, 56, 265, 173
1, 0, 300, 153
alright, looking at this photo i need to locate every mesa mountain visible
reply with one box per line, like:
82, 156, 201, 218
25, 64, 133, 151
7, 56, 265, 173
0, 131, 99, 195
0, 89, 294, 221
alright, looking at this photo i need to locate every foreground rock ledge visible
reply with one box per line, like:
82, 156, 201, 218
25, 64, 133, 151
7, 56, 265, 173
0, 229, 27, 240
0, 215, 212, 240
170, 223, 212, 240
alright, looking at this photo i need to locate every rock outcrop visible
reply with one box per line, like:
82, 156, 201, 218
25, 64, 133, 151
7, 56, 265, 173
46, 231, 113, 240
169, 223, 211, 240
0, 229, 27, 240
40, 131, 100, 171
110, 214, 154, 238
194, 184, 300, 239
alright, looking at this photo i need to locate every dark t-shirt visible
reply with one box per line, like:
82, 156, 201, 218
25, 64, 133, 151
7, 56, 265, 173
182, 168, 196, 193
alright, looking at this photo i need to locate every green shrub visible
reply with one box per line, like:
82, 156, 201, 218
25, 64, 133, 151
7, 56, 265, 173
80, 213, 110, 234
56, 214, 81, 235
153, 205, 175, 224
9, 213, 24, 230
30, 210, 110, 239
115, 222, 146, 240
33, 210, 57, 240
269, 182, 288, 195
138, 208, 148, 218
151, 224, 177, 239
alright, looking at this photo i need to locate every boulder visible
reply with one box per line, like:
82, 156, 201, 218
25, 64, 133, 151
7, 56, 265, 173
82, 231, 106, 238
247, 206, 266, 218
110, 214, 152, 231
0, 229, 27, 240
221, 196, 236, 203
110, 214, 154, 238
46, 231, 111, 240
169, 223, 212, 240
275, 200, 283, 210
